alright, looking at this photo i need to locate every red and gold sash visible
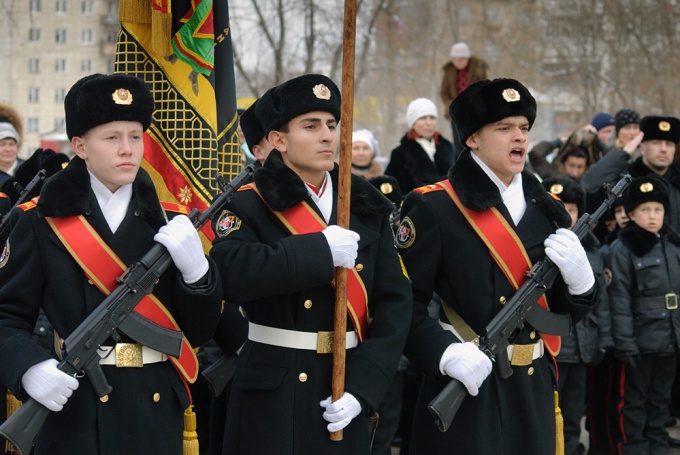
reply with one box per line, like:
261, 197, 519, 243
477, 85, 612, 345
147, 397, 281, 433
45, 214, 199, 382
241, 182, 369, 341
416, 180, 561, 356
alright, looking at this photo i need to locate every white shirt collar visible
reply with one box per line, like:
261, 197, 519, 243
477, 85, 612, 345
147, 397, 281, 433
470, 152, 526, 225
305, 171, 333, 223
89, 170, 132, 233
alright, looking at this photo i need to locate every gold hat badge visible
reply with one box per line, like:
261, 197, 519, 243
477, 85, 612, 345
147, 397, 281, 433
380, 182, 394, 194
313, 84, 331, 100
659, 121, 671, 132
502, 88, 520, 103
112, 88, 133, 105
640, 182, 654, 193
549, 183, 564, 195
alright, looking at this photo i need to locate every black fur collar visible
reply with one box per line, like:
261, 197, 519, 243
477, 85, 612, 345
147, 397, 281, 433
37, 156, 167, 229
253, 149, 393, 215
628, 157, 680, 189
619, 222, 680, 256
448, 150, 572, 228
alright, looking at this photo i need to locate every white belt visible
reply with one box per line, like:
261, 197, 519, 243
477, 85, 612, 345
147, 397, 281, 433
439, 319, 544, 365
98, 344, 167, 366
248, 322, 358, 354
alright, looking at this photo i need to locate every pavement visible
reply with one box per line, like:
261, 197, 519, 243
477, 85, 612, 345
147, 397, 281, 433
387, 417, 680, 454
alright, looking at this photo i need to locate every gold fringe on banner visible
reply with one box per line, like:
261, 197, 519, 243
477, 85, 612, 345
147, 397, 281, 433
5, 390, 21, 453
182, 405, 199, 455
119, 0, 152, 24
554, 391, 564, 455
151, 2, 173, 57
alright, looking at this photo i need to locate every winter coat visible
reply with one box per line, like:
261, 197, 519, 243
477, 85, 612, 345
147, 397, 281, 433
385, 133, 454, 196
557, 232, 613, 364
210, 149, 412, 455
439, 56, 489, 111
607, 223, 680, 356
399, 149, 596, 454
0, 156, 223, 455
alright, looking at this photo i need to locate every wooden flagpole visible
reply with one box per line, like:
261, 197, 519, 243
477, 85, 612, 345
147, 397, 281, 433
330, 0, 357, 442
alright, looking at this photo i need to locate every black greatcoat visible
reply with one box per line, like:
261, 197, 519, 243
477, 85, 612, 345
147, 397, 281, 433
0, 157, 223, 455
209, 150, 412, 455
400, 150, 595, 454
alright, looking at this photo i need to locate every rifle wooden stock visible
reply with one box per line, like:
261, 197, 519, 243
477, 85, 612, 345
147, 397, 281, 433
427, 174, 632, 433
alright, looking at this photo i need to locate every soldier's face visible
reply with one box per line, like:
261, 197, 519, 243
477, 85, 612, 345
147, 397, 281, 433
466, 116, 529, 185
72, 120, 144, 193
628, 201, 664, 234
641, 139, 676, 174
268, 111, 338, 187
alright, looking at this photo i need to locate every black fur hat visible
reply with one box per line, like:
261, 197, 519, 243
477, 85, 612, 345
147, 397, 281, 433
256, 74, 341, 136
543, 176, 584, 215
240, 100, 265, 151
640, 116, 680, 144
623, 175, 669, 214
368, 175, 402, 205
449, 78, 537, 145
65, 73, 154, 140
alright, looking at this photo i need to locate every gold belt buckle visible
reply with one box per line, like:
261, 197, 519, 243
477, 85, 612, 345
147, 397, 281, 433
666, 293, 678, 310
316, 331, 334, 354
115, 343, 144, 367
510, 343, 535, 366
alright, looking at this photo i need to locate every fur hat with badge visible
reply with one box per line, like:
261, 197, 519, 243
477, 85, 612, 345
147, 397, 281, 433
0, 103, 23, 147
256, 74, 341, 136
65, 73, 154, 140
450, 78, 537, 146
639, 115, 680, 144
368, 175, 402, 206
543, 176, 585, 216
623, 174, 669, 214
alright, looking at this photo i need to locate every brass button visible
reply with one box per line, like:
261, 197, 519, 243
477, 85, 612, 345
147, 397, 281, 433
499, 296, 507, 305
153, 393, 161, 402
100, 395, 109, 403
87, 279, 94, 285
527, 367, 535, 376
529, 331, 536, 340
298, 372, 308, 382
304, 299, 313, 309
355, 264, 364, 272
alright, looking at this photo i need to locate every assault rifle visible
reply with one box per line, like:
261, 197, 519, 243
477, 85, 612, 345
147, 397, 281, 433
0, 169, 46, 236
0, 165, 256, 455
427, 174, 632, 433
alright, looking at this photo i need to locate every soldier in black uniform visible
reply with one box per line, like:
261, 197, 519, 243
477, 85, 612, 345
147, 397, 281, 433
210, 74, 412, 454
609, 172, 680, 454
398, 78, 597, 454
0, 73, 223, 455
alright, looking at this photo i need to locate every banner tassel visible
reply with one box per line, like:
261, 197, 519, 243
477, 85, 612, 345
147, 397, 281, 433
182, 405, 199, 455
4, 390, 21, 453
119, 0, 152, 24
152, 2, 174, 57
555, 391, 564, 455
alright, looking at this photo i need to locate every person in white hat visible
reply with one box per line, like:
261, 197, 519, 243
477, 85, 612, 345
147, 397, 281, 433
351, 129, 383, 179
0, 103, 25, 184
439, 42, 488, 157
384, 97, 455, 195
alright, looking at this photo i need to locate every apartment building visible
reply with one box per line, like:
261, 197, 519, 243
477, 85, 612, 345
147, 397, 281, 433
0, 0, 119, 157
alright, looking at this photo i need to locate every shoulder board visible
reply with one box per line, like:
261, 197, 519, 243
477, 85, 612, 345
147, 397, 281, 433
160, 201, 190, 214
237, 182, 255, 192
414, 183, 445, 194
0, 192, 6, 199
18, 197, 40, 211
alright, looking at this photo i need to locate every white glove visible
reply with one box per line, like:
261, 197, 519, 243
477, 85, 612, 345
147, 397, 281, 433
154, 215, 209, 284
544, 228, 595, 295
320, 392, 362, 432
321, 225, 360, 269
439, 342, 492, 396
21, 358, 79, 412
